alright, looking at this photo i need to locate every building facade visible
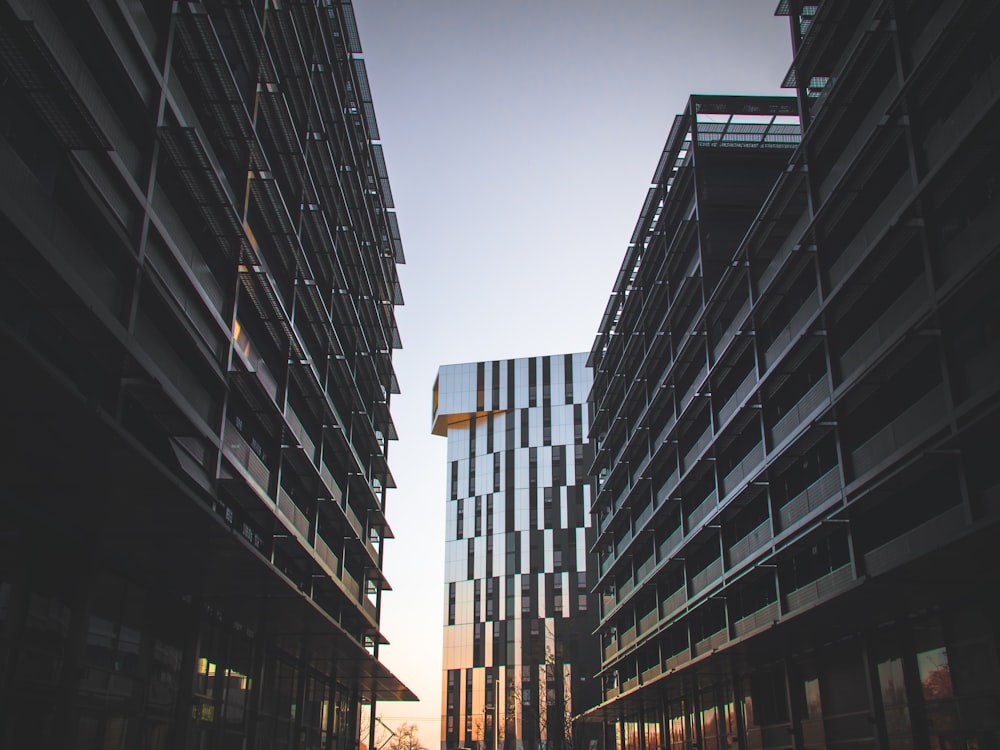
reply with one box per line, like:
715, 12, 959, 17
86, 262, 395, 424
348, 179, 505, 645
584, 1, 1000, 748
432, 355, 601, 750
0, 1, 413, 748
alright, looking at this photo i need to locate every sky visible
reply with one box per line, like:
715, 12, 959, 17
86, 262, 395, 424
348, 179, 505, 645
350, 2, 794, 746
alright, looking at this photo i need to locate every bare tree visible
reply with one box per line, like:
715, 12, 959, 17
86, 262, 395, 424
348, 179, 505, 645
386, 723, 427, 750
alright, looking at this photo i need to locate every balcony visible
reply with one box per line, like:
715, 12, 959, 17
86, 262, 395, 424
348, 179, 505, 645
686, 489, 719, 532
712, 299, 750, 362
598, 507, 614, 537
817, 79, 900, 205
602, 640, 618, 664
770, 378, 830, 448
721, 442, 765, 497
924, 54, 1000, 168
762, 288, 820, 369
689, 558, 723, 596
613, 522, 635, 557
660, 587, 687, 623
362, 594, 377, 622
655, 467, 680, 506
678, 363, 708, 416
638, 605, 659, 635
222, 421, 270, 495
827, 174, 912, 289
654, 407, 678, 450
731, 601, 780, 638
342, 566, 361, 600
864, 504, 966, 577
318, 459, 343, 502
692, 626, 728, 656
599, 553, 614, 579
784, 563, 853, 612
641, 663, 663, 684
682, 426, 712, 472
938, 187, 1000, 283
849, 385, 947, 478
658, 526, 684, 563
726, 520, 772, 568
283, 404, 316, 463
315, 533, 340, 577
664, 649, 689, 672
838, 277, 927, 377
343, 501, 366, 543
717, 368, 756, 426
777, 467, 841, 530
756, 210, 810, 294
233, 321, 280, 405
634, 496, 655, 534
636, 551, 657, 583
620, 624, 637, 650
276, 487, 310, 539
618, 575, 636, 602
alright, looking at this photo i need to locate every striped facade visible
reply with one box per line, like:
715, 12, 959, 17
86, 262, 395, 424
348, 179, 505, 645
433, 355, 601, 750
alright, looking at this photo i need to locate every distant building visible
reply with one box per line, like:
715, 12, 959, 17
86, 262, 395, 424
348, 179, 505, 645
433, 355, 601, 750
0, 1, 413, 747
582, 0, 1000, 747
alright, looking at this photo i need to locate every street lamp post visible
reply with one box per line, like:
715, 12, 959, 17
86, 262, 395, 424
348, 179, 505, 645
485, 706, 496, 750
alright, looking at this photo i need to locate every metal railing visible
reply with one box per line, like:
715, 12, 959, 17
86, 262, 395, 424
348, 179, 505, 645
756, 210, 810, 294
636, 551, 657, 583
277, 487, 310, 539
682, 426, 712, 472
686, 489, 719, 532
770, 377, 830, 447
731, 601, 779, 637
315, 534, 340, 576
655, 468, 680, 506
839, 278, 927, 376
692, 626, 728, 656
284, 404, 316, 463
717, 368, 756, 426
634, 497, 654, 533
712, 299, 750, 362
689, 558, 723, 596
638, 606, 659, 634
864, 504, 966, 576
721, 442, 765, 496
850, 385, 946, 478
658, 527, 683, 563
727, 520, 772, 567
784, 563, 852, 611
341, 566, 361, 600
223, 421, 270, 494
763, 288, 819, 369
620, 624, 637, 649
660, 588, 687, 622
778, 467, 840, 530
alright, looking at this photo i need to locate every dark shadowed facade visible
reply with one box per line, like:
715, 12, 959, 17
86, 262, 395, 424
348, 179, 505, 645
0, 1, 414, 748
584, 1, 1000, 748
433, 356, 602, 750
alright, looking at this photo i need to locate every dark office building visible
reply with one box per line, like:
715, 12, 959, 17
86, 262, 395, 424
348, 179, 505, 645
584, 1, 1000, 748
433, 355, 602, 750
0, 1, 413, 748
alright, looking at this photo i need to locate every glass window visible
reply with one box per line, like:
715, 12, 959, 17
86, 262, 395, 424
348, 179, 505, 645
917, 647, 954, 702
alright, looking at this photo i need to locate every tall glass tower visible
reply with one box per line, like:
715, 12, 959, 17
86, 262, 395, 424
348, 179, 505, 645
432, 354, 601, 750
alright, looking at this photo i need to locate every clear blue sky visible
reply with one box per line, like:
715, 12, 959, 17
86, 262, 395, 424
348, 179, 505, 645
351, 2, 794, 745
